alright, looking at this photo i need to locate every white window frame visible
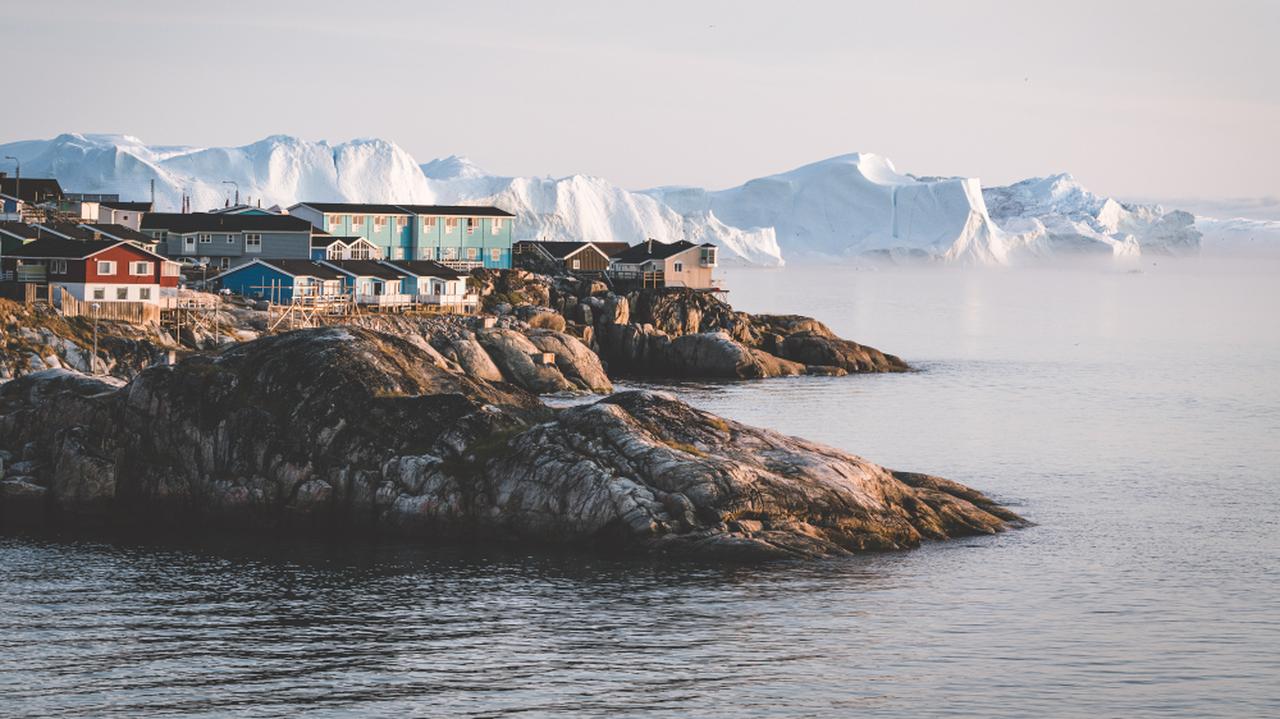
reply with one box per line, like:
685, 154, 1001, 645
139, 287, 152, 300
373, 215, 386, 229
97, 260, 117, 275
226, 234, 236, 244
50, 259, 67, 275
92, 287, 105, 300
116, 286, 129, 300
673, 261, 684, 273
465, 247, 478, 260
329, 215, 343, 227
571, 258, 580, 270
443, 247, 458, 260
245, 233, 262, 252
423, 217, 437, 231
162, 262, 181, 277
492, 218, 503, 232
199, 234, 212, 244
130, 261, 152, 276
396, 216, 407, 228
352, 215, 364, 226
445, 218, 458, 232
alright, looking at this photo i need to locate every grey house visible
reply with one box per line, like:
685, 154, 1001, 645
140, 213, 314, 269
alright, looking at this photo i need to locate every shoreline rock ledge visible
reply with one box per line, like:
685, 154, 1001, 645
0, 327, 1024, 559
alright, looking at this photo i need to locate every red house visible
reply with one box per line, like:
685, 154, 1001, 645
1, 236, 180, 305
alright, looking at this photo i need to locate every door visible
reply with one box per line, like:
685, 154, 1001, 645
184, 236, 196, 253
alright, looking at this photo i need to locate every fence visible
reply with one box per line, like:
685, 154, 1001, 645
58, 288, 161, 324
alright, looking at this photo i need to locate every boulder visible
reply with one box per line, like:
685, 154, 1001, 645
525, 330, 613, 393
448, 337, 505, 383
475, 328, 577, 394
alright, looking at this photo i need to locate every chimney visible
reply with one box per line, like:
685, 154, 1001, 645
647, 238, 653, 253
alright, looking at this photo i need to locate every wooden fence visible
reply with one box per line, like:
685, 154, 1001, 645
58, 288, 161, 324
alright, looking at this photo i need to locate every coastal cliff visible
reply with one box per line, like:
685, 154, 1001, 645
0, 327, 1021, 558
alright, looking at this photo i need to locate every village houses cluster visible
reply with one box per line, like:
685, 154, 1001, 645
0, 170, 719, 314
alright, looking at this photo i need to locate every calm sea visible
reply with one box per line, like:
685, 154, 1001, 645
3, 260, 1278, 717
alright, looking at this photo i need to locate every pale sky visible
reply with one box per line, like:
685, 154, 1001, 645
3, 0, 1277, 205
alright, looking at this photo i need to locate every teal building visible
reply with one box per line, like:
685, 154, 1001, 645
288, 202, 515, 269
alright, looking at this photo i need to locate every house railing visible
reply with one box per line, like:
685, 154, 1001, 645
58, 287, 161, 324
354, 293, 414, 306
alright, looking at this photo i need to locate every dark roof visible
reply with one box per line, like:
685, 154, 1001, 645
250, 259, 347, 280
0, 221, 40, 240
36, 222, 97, 240
100, 201, 152, 212
517, 241, 608, 261
291, 202, 412, 214
311, 235, 362, 248
593, 242, 632, 257
80, 223, 154, 243
612, 240, 701, 263
380, 259, 467, 279
141, 212, 312, 233
4, 236, 122, 259
394, 204, 515, 218
324, 259, 406, 280
0, 177, 63, 203
292, 202, 515, 218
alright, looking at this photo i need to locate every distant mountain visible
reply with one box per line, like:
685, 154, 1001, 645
3, 132, 1269, 266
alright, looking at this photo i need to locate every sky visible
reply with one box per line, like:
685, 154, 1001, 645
2, 0, 1277, 207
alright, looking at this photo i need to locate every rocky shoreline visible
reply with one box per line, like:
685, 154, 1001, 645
0, 326, 1022, 558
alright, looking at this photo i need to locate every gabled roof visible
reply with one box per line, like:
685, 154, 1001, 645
394, 204, 516, 218
323, 259, 407, 280
100, 200, 152, 212
141, 212, 313, 232
0, 221, 40, 241
517, 241, 607, 261
310, 234, 364, 248
592, 241, 631, 257
290, 202, 515, 218
0, 177, 63, 203
218, 258, 348, 281
291, 202, 412, 215
612, 239, 705, 263
379, 259, 467, 280
79, 223, 154, 244
34, 222, 98, 240
4, 236, 124, 259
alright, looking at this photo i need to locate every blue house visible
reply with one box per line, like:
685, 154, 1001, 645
213, 258, 346, 303
288, 202, 515, 269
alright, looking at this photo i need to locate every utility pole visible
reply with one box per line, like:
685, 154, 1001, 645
90, 302, 100, 375
2, 156, 18, 218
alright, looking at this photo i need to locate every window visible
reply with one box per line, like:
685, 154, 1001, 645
445, 218, 458, 233
373, 215, 386, 229
465, 247, 478, 260
419, 246, 435, 260
218, 258, 230, 269
466, 218, 475, 235
116, 287, 128, 300
571, 258, 580, 270
391, 247, 405, 260
199, 234, 212, 243
352, 215, 364, 226
245, 233, 262, 252
162, 262, 181, 277
122, 214, 130, 221
97, 260, 117, 275
492, 218, 504, 232
226, 234, 236, 244
443, 247, 457, 260
156, 231, 168, 242
50, 259, 67, 275
329, 215, 343, 227
130, 261, 153, 276
92, 288, 105, 300
327, 245, 343, 260
139, 287, 151, 300
423, 217, 437, 231
492, 248, 503, 263
673, 262, 684, 273
396, 216, 407, 228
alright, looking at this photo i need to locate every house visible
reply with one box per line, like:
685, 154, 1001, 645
379, 259, 476, 310
288, 202, 515, 268
140, 212, 314, 269
213, 258, 347, 304
321, 259, 411, 306
0, 221, 39, 254
513, 240, 623, 274
310, 234, 382, 261
31, 221, 158, 252
0, 173, 63, 221
208, 203, 284, 216
0, 236, 180, 305
609, 239, 719, 290
98, 201, 152, 230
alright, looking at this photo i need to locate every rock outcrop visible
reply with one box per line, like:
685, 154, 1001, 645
0, 327, 1022, 558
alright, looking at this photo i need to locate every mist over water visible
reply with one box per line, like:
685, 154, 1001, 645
3, 259, 1279, 717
